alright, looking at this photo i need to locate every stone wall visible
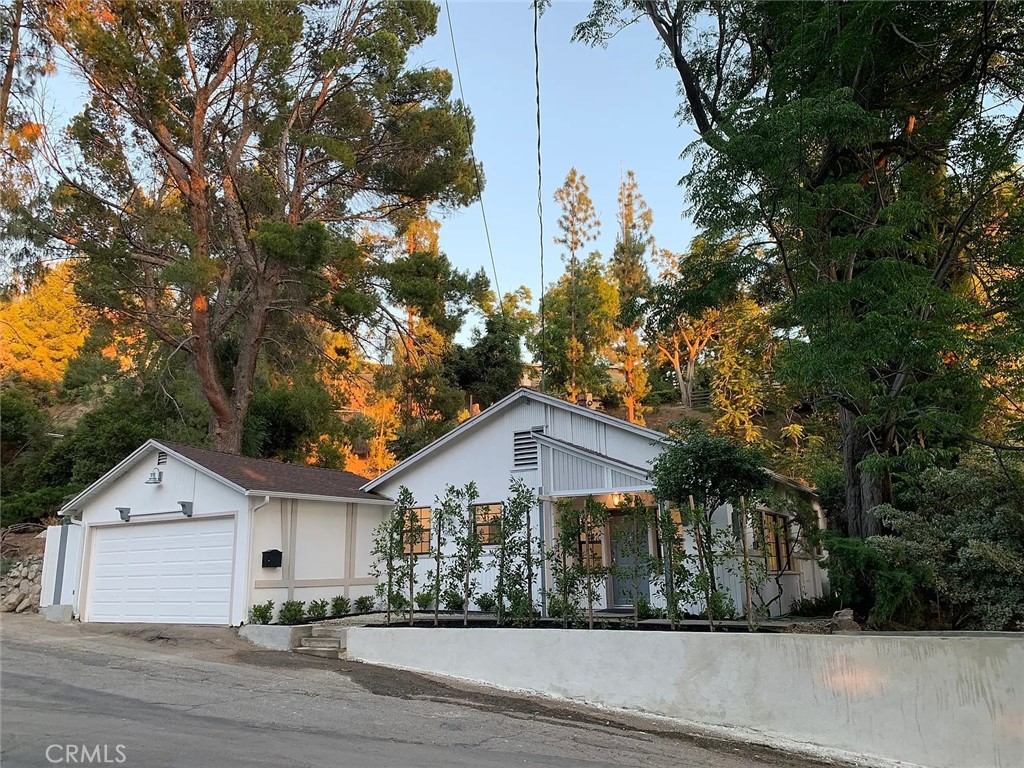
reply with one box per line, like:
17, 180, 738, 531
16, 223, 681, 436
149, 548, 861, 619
1, 554, 43, 613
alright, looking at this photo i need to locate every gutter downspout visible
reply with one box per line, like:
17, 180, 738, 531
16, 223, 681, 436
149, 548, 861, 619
243, 495, 272, 625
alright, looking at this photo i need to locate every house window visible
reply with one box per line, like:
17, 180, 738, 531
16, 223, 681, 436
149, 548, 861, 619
762, 513, 789, 572
474, 503, 502, 545
513, 429, 540, 469
404, 507, 431, 555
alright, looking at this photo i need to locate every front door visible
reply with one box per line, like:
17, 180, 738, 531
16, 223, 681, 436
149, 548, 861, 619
610, 514, 651, 607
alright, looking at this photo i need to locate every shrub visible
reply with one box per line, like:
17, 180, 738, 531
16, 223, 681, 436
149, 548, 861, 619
475, 591, 496, 612
388, 591, 408, 612
788, 593, 844, 618
821, 534, 926, 627
414, 591, 434, 612
330, 595, 350, 617
353, 595, 375, 613
277, 600, 306, 625
249, 600, 274, 625
635, 596, 656, 621
306, 598, 329, 621
442, 590, 465, 612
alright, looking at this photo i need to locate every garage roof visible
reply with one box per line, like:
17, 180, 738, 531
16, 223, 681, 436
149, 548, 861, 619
159, 442, 389, 502
59, 439, 391, 515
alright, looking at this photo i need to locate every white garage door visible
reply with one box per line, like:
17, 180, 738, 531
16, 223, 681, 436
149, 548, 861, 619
86, 517, 235, 624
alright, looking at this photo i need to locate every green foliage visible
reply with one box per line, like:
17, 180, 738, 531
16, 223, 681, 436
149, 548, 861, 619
243, 375, 345, 466
446, 482, 484, 626
788, 594, 844, 618
277, 600, 306, 626
452, 310, 527, 408
371, 486, 414, 625
545, 498, 586, 628
651, 422, 769, 512
820, 535, 926, 627
493, 477, 537, 626
353, 596, 375, 613
529, 251, 618, 401
475, 592, 496, 612
306, 599, 329, 621
15, 0, 483, 453
442, 590, 465, 612
414, 591, 434, 612
248, 601, 274, 625
871, 451, 1024, 631
330, 595, 351, 617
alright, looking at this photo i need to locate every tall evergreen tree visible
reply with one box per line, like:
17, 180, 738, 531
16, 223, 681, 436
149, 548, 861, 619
11, 1, 481, 453
552, 168, 601, 402
609, 170, 653, 423
577, 1, 1024, 536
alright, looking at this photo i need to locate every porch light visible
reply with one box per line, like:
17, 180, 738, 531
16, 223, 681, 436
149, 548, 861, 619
145, 469, 163, 485
612, 493, 621, 506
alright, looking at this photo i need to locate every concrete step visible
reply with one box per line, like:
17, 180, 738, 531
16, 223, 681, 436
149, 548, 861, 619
292, 647, 340, 659
311, 625, 348, 639
298, 636, 341, 650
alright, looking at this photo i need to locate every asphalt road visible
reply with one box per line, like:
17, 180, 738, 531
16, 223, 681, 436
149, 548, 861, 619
0, 615, 830, 768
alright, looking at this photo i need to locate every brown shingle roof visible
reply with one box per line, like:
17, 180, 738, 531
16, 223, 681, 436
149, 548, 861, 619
158, 441, 389, 502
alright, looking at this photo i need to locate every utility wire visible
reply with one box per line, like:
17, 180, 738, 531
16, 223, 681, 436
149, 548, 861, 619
534, 0, 546, 391
444, 1, 503, 314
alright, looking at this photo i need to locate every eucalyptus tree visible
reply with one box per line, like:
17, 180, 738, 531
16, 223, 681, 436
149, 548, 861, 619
576, 1, 1024, 536
15, 0, 481, 453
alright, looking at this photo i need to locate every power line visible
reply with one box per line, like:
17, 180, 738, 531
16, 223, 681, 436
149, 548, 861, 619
534, 0, 546, 391
443, 1, 503, 313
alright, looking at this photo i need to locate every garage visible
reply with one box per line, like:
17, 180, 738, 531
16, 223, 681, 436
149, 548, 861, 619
85, 516, 235, 624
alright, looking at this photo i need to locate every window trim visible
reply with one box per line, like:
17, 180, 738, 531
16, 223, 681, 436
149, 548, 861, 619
762, 512, 790, 573
404, 506, 431, 555
473, 502, 503, 546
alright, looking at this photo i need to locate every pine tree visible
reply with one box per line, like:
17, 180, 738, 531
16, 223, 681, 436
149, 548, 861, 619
552, 168, 601, 402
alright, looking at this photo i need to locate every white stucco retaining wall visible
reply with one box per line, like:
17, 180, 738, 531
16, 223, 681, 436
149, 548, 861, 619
347, 628, 1023, 768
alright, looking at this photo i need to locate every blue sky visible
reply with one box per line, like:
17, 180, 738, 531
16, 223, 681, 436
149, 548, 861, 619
43, 2, 701, 315
415, 2, 699, 304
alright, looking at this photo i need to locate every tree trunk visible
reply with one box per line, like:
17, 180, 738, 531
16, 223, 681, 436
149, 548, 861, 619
839, 407, 890, 538
672, 358, 688, 406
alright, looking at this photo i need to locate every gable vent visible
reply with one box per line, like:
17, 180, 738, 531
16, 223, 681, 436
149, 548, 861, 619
513, 429, 540, 469
156, 451, 168, 466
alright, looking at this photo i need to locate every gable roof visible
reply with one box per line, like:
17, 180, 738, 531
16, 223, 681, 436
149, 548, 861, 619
363, 387, 667, 491
362, 387, 818, 498
60, 439, 389, 514
158, 442, 388, 501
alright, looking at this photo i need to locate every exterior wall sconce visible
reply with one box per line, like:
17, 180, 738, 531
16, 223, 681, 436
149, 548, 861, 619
145, 469, 163, 485
611, 493, 622, 506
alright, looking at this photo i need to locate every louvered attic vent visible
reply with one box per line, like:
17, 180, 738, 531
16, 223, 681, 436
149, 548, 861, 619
156, 451, 168, 466
513, 428, 541, 469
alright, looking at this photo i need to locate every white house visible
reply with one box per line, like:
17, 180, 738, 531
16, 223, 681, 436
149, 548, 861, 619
364, 387, 828, 618
45, 440, 391, 625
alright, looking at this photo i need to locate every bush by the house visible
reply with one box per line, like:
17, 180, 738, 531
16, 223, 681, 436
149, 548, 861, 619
330, 595, 350, 617
442, 590, 464, 612
353, 595, 375, 613
249, 600, 274, 625
475, 592, 496, 612
278, 600, 306, 625
306, 598, 329, 620
414, 591, 433, 612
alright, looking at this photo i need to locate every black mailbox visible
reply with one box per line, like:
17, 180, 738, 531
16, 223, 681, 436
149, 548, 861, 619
261, 549, 283, 568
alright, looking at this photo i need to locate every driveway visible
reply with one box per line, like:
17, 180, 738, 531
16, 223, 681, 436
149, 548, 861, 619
0, 615, 831, 768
